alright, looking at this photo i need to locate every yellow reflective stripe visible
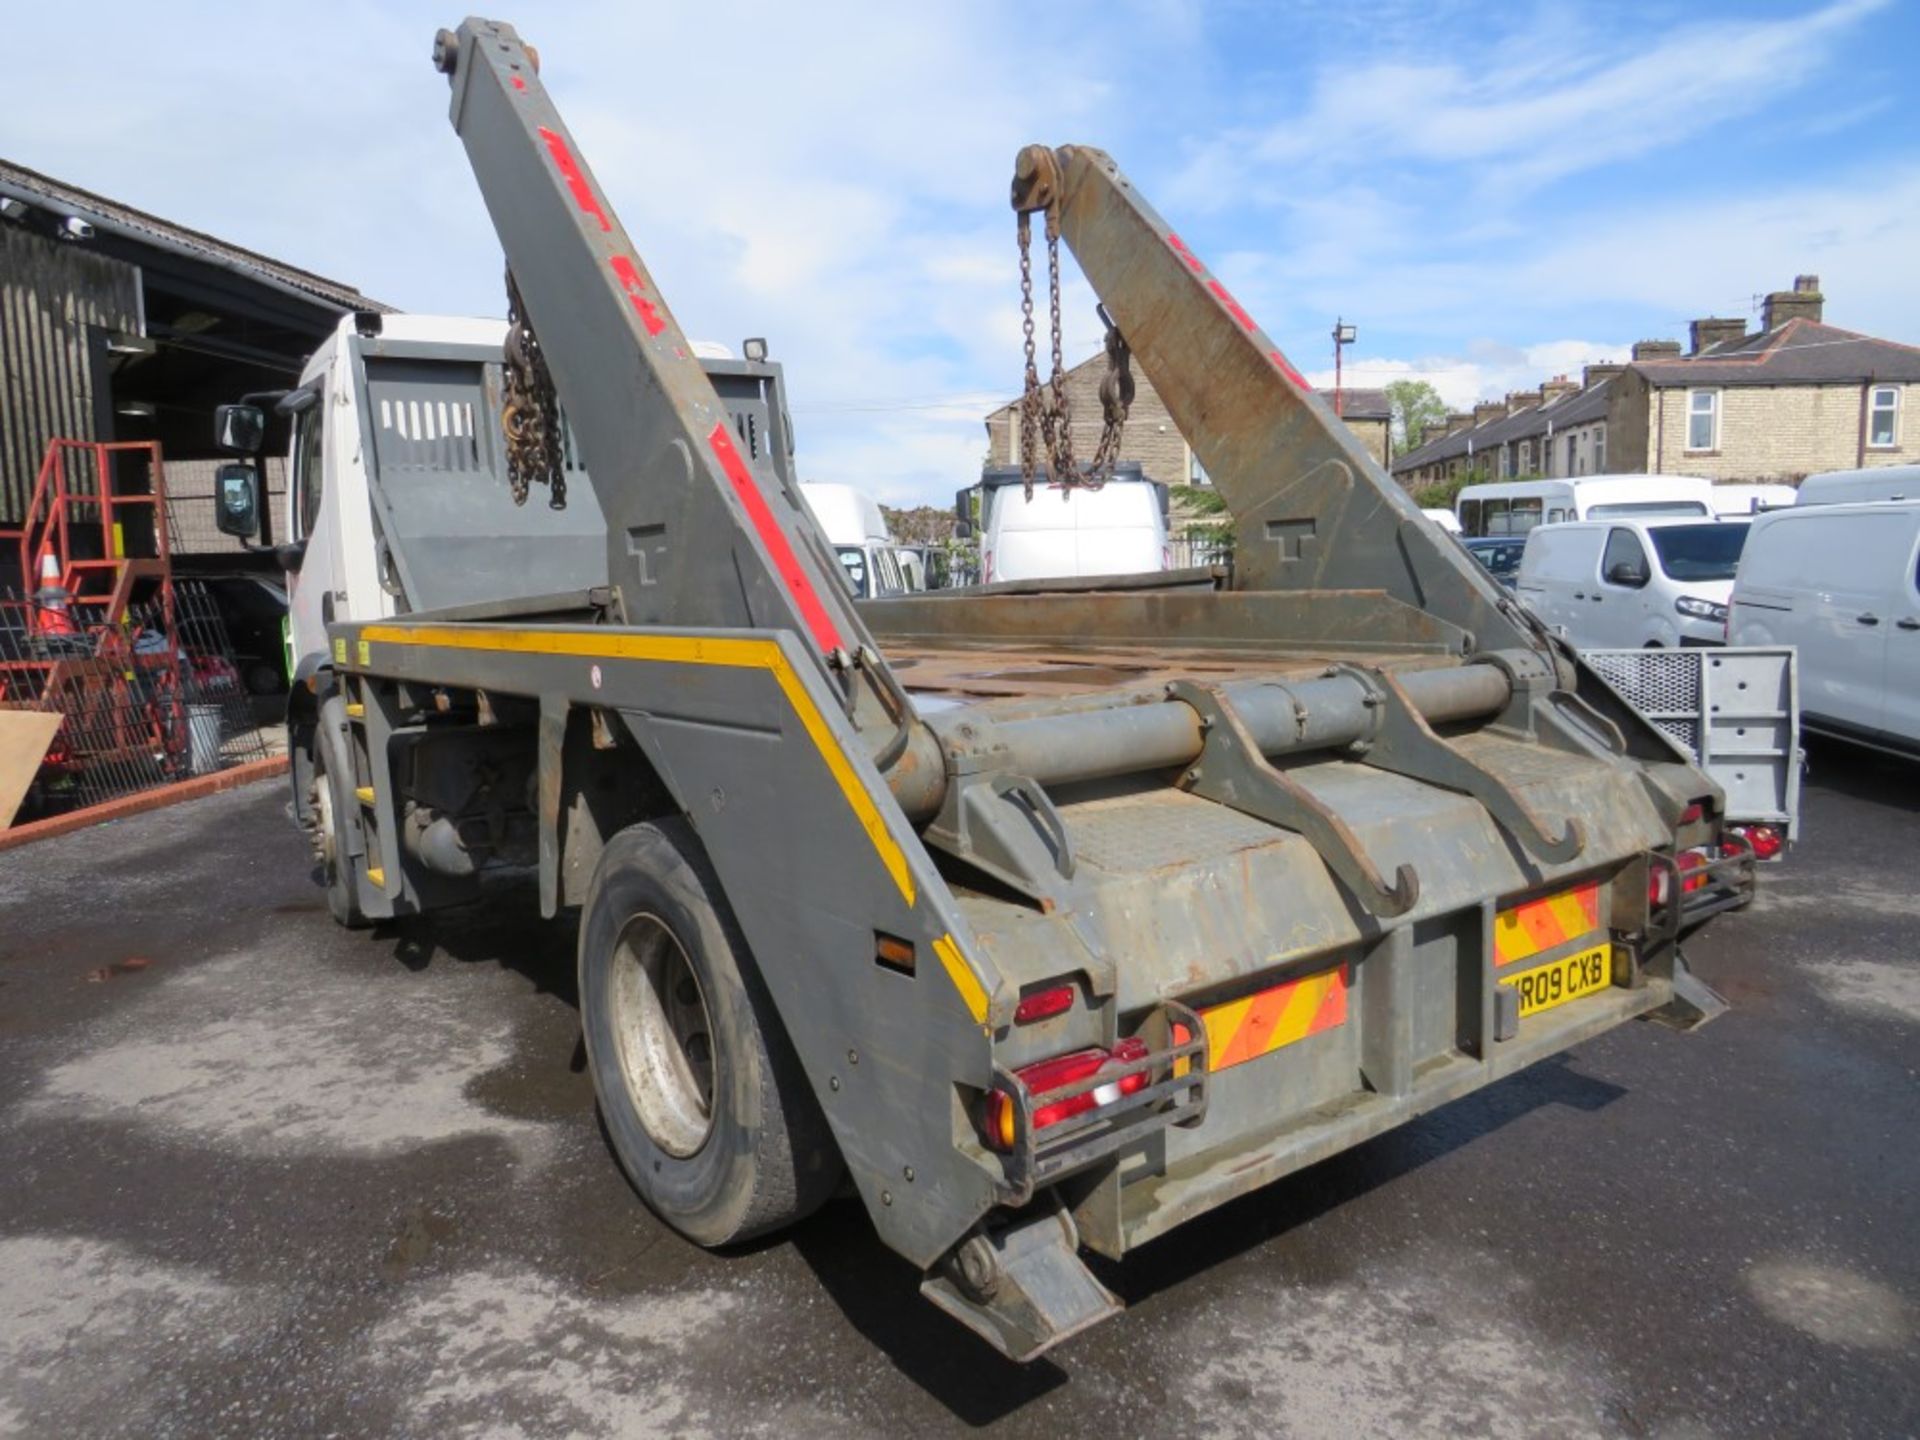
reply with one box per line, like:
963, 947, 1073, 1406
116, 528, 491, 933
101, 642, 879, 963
933, 933, 989, 1025
354, 624, 915, 904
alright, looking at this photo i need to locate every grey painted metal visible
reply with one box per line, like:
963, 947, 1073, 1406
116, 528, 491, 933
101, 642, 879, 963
0, 225, 141, 524
958, 662, 1514, 795
341, 328, 800, 619
1585, 646, 1801, 835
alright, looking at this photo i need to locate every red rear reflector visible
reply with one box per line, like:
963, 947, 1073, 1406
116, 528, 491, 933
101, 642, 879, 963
1727, 823, 1783, 860
983, 1038, 1150, 1151
1680, 802, 1705, 824
1014, 984, 1074, 1024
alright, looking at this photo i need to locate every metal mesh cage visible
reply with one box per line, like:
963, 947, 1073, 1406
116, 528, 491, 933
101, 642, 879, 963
1585, 649, 1702, 754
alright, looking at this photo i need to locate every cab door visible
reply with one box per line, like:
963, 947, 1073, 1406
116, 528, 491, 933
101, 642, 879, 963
1595, 526, 1653, 646
283, 381, 338, 671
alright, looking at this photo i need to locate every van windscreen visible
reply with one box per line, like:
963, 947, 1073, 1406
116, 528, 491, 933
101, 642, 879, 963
1587, 500, 1710, 519
1650, 523, 1747, 581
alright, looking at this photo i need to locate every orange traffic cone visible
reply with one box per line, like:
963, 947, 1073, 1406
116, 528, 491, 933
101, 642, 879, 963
32, 551, 77, 638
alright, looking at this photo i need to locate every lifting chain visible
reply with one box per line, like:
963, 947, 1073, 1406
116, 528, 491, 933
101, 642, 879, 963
1015, 206, 1131, 502
501, 268, 567, 510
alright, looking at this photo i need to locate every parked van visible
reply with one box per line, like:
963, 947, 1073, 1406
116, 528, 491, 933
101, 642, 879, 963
1456, 475, 1713, 537
1792, 464, 1920, 507
1729, 501, 1920, 756
1708, 483, 1796, 517
974, 463, 1170, 583
1516, 517, 1748, 649
799, 482, 909, 599
1422, 507, 1462, 534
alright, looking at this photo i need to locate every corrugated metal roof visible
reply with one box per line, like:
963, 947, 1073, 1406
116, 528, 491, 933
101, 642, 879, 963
0, 158, 390, 315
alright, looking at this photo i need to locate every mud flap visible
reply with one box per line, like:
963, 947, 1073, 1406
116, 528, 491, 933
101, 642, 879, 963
920, 1197, 1121, 1361
1646, 947, 1728, 1031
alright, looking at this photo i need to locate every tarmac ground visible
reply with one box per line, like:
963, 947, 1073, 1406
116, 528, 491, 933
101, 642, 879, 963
1, 738, 1915, 1438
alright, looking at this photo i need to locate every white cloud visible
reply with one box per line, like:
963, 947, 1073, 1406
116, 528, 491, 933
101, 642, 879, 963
1177, 0, 1887, 201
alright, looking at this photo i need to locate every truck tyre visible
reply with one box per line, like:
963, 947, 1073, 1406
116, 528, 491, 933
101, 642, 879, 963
579, 818, 840, 1246
310, 742, 370, 930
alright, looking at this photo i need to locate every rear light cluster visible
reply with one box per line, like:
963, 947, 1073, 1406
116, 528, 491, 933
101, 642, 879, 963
984, 1038, 1149, 1152
1649, 825, 1780, 907
1724, 823, 1784, 861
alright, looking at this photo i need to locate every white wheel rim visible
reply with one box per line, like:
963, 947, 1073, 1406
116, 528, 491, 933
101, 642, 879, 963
609, 913, 715, 1158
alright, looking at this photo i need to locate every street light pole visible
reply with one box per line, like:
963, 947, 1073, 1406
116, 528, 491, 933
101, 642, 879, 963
1331, 318, 1356, 418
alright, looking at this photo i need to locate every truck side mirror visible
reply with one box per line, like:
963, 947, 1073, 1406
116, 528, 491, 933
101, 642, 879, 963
214, 462, 262, 540
1605, 560, 1648, 588
214, 403, 267, 454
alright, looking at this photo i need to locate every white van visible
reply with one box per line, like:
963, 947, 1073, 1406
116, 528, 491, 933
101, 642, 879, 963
1792, 464, 1920, 507
1729, 501, 1920, 756
799, 482, 909, 599
1516, 517, 1748, 649
1456, 475, 1714, 537
977, 465, 1170, 584
1708, 483, 1796, 517
1422, 507, 1462, 534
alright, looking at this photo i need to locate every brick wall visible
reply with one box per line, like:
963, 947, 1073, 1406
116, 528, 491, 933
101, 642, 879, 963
1649, 381, 1919, 479
985, 363, 1191, 485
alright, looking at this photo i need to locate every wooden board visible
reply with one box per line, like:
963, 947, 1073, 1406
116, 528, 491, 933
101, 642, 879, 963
0, 711, 62, 829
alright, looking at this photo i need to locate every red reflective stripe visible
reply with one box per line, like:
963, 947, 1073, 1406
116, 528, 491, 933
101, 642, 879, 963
1207, 278, 1258, 334
1269, 350, 1308, 389
705, 423, 844, 653
609, 256, 667, 336
510, 75, 527, 92
537, 126, 610, 232
1166, 231, 1206, 272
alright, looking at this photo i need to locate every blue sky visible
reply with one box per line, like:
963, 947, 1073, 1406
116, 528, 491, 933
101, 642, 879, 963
5, 1, 1916, 505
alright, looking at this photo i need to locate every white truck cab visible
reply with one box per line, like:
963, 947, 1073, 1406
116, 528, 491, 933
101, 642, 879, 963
217, 313, 795, 690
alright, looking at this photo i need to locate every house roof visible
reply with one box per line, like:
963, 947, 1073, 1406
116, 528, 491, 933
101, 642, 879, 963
0, 158, 389, 314
1632, 318, 1920, 387
1391, 378, 1612, 474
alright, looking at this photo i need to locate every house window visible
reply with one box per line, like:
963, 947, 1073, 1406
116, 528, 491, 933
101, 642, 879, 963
1869, 385, 1900, 448
1686, 390, 1719, 451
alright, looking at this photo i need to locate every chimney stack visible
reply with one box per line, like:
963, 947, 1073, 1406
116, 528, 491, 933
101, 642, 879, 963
1443, 411, 1475, 436
1631, 339, 1682, 361
1472, 401, 1505, 428
1505, 389, 1544, 415
1761, 274, 1824, 331
1583, 362, 1624, 389
1539, 376, 1579, 407
1689, 317, 1747, 355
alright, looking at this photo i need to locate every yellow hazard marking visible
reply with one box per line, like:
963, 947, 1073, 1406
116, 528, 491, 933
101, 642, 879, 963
1200, 962, 1348, 1071
365, 866, 386, 889
332, 637, 347, 664
933, 933, 989, 1025
354, 786, 375, 806
1494, 881, 1601, 967
111, 522, 125, 559
344, 702, 365, 719
356, 639, 371, 666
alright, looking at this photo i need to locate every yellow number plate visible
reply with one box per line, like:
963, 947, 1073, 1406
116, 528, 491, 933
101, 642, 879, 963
1502, 942, 1611, 1018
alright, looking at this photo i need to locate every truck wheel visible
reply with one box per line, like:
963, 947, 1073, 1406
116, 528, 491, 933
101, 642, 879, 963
310, 745, 370, 930
579, 819, 840, 1246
